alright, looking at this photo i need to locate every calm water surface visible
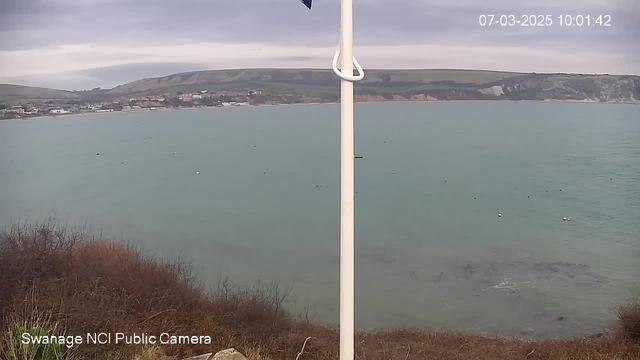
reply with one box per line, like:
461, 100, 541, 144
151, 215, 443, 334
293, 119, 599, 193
1, 102, 638, 337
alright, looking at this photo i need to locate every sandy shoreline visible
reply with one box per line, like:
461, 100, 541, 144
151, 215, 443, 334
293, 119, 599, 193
1, 99, 636, 123
0, 103, 327, 123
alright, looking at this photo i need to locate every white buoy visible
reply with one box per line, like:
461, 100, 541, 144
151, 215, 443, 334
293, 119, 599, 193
563, 217, 568, 221
498, 213, 502, 218
196, 171, 200, 175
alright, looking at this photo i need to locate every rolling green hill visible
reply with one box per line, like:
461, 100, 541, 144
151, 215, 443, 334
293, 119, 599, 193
0, 84, 82, 104
106, 69, 527, 98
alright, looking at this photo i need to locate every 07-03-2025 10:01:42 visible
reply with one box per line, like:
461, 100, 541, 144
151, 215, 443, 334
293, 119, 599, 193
478, 14, 612, 27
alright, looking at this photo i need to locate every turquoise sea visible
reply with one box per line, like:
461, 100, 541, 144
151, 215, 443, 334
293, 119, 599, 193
1, 102, 638, 337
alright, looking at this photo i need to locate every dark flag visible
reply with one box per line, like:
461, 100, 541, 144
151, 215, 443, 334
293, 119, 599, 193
300, 0, 312, 9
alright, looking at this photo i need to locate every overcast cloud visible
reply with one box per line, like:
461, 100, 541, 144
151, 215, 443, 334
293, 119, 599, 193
0, 0, 638, 90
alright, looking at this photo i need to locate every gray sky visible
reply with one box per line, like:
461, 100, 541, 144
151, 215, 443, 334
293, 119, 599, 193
0, 0, 638, 90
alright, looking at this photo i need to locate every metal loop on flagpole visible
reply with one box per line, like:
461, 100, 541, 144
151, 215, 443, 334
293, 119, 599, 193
332, 44, 364, 82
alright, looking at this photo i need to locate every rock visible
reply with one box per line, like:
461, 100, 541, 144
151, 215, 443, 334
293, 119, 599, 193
463, 263, 476, 274
409, 94, 438, 101
478, 85, 505, 96
212, 349, 248, 360
182, 353, 213, 360
434, 271, 447, 281
519, 327, 535, 336
181, 348, 248, 360
355, 94, 387, 102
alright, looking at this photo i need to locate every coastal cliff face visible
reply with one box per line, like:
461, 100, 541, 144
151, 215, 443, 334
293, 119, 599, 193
1, 70, 638, 105
321, 73, 639, 104
482, 75, 640, 103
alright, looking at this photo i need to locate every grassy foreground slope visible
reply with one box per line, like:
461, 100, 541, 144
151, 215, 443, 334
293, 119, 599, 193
1, 221, 639, 360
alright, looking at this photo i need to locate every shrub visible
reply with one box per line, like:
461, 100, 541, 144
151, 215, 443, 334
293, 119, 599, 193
1, 221, 639, 360
617, 300, 640, 343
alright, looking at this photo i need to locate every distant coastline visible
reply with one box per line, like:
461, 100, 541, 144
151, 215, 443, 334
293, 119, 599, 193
2, 69, 639, 121
2, 97, 639, 124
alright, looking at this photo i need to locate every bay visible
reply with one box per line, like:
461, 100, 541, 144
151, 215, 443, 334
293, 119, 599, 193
1, 102, 638, 337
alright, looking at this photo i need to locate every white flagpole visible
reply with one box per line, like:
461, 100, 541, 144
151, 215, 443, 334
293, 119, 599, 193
301, 0, 362, 357
339, 0, 355, 359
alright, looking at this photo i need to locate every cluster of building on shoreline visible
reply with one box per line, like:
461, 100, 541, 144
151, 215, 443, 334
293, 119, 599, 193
0, 89, 263, 119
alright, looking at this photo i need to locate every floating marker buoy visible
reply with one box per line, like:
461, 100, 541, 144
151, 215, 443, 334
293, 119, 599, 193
498, 213, 502, 218
96, 153, 100, 156
196, 171, 200, 175
173, 152, 176, 155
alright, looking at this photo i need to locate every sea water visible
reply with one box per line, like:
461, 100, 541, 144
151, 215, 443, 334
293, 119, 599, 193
1, 102, 638, 337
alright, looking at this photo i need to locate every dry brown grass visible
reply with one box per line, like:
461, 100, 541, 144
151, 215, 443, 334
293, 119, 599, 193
618, 301, 640, 344
1, 221, 639, 360
132, 346, 177, 360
